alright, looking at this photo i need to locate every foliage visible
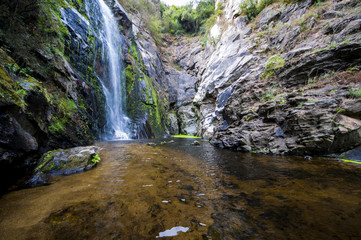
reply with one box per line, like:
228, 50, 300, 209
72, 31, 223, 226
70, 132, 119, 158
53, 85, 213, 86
261, 86, 278, 102
307, 71, 335, 85
49, 116, 67, 134
298, 12, 318, 32
125, 39, 168, 138
239, 0, 307, 21
239, 0, 276, 21
349, 88, 361, 99
0, 0, 69, 75
161, 0, 216, 35
201, 34, 208, 48
261, 54, 285, 79
347, 66, 360, 73
60, 98, 77, 116
91, 154, 101, 164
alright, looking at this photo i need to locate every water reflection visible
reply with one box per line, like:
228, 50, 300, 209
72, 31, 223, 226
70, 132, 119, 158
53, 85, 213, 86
0, 139, 360, 239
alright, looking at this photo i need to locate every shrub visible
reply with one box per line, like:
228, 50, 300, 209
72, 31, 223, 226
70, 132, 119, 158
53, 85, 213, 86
349, 88, 361, 99
240, 0, 276, 21
91, 154, 101, 164
161, 0, 216, 35
261, 54, 285, 79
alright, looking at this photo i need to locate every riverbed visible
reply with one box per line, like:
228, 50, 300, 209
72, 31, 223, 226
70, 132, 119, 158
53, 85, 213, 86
0, 139, 360, 239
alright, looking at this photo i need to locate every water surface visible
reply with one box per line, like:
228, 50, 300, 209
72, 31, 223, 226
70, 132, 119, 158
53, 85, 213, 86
0, 139, 360, 239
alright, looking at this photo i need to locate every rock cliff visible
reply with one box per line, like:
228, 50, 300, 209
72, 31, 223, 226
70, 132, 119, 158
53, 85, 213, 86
164, 0, 361, 155
0, 0, 168, 191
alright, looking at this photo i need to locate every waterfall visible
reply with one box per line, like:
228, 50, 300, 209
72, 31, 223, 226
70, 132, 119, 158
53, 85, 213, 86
85, 0, 130, 140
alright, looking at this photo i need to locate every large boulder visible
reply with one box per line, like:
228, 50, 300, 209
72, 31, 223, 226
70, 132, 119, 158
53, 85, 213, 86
27, 146, 101, 186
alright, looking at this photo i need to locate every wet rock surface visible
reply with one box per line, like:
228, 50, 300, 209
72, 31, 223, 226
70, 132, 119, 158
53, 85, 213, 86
0, 1, 108, 191
27, 146, 101, 186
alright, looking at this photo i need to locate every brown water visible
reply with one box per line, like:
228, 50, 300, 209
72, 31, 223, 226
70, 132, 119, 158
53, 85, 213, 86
0, 139, 361, 239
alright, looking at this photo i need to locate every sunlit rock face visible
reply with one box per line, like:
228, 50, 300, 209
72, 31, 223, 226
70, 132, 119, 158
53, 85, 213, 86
166, 0, 361, 155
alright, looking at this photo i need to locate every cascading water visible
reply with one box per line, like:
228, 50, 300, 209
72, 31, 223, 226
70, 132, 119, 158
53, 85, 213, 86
85, 0, 130, 140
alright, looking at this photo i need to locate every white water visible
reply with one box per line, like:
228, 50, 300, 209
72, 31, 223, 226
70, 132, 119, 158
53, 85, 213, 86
86, 0, 130, 140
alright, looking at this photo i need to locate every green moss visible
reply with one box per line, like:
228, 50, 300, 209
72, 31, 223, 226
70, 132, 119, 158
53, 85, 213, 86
49, 116, 67, 134
125, 39, 167, 137
59, 98, 77, 116
0, 53, 31, 108
129, 42, 141, 63
172, 135, 201, 138
77, 98, 87, 112
125, 65, 135, 95
35, 150, 57, 172
349, 88, 361, 99
239, 0, 276, 22
42, 161, 56, 172
339, 159, 361, 165
261, 54, 285, 79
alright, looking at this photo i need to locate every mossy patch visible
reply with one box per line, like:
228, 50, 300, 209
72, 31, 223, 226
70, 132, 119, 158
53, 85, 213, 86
261, 54, 285, 80
35, 149, 57, 172
172, 135, 201, 139
49, 116, 68, 134
339, 159, 361, 165
125, 37, 167, 137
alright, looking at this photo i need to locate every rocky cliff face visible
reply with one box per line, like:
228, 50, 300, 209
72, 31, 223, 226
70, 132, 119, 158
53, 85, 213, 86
0, 0, 169, 191
122, 5, 169, 138
165, 0, 361, 155
0, 0, 107, 190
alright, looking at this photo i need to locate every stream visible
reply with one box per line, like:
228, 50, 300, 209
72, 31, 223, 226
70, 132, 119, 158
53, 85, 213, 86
0, 139, 360, 239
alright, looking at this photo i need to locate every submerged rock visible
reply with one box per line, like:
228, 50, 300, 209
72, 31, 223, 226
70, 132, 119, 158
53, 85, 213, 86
27, 146, 101, 186
337, 147, 361, 161
192, 140, 200, 146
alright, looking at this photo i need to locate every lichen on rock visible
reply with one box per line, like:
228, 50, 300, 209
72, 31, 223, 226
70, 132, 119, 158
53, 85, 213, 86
27, 146, 101, 186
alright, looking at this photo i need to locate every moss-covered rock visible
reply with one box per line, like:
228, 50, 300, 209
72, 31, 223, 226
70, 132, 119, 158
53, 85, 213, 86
27, 146, 101, 186
125, 37, 168, 138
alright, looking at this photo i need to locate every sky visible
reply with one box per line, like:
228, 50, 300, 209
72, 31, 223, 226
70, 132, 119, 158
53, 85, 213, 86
161, 0, 193, 6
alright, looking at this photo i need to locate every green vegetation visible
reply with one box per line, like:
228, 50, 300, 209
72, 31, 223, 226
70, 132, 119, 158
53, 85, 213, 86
332, 107, 344, 122
307, 71, 335, 85
91, 154, 101, 164
239, 0, 278, 21
48, 117, 67, 134
262, 87, 277, 102
339, 159, 361, 165
172, 135, 201, 138
298, 12, 318, 32
119, 0, 221, 38
35, 150, 56, 172
239, 0, 314, 22
260, 54, 285, 79
347, 66, 360, 73
125, 38, 168, 137
60, 98, 77, 116
349, 88, 361, 99
161, 0, 217, 35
